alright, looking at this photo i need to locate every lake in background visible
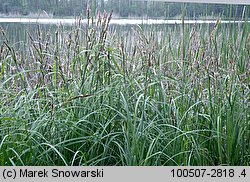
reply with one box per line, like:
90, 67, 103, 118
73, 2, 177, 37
0, 17, 247, 47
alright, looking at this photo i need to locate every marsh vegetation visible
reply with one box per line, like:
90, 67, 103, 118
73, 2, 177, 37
0, 3, 249, 166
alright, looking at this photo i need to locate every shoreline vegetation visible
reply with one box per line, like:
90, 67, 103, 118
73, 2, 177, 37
0, 13, 249, 21
0, 3, 249, 166
0, 0, 249, 19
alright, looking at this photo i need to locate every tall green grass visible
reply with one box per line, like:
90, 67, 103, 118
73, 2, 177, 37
0, 8, 249, 166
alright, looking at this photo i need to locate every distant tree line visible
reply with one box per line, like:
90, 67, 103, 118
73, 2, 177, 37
0, 0, 248, 19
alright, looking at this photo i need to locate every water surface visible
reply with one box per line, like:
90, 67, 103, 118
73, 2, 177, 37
0, 17, 247, 25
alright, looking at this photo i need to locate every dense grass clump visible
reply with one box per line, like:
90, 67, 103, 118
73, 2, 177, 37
0, 10, 249, 166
